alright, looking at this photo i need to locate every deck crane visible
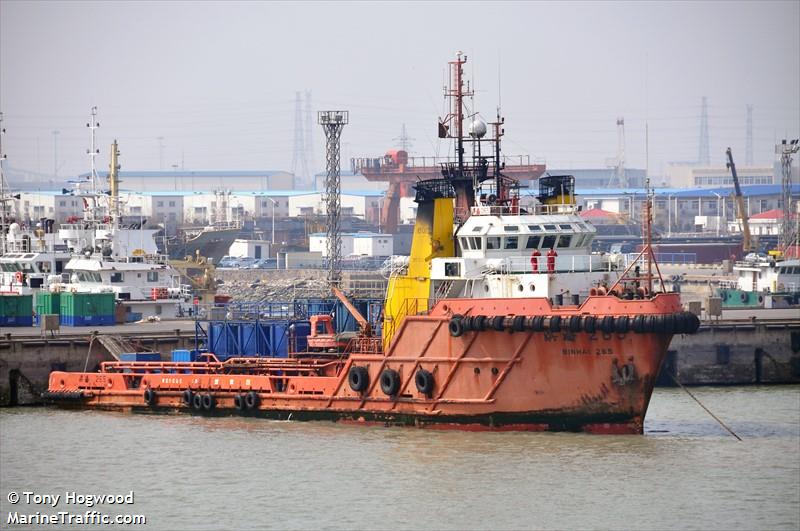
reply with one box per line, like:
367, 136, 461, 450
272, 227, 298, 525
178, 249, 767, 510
726, 147, 755, 253
307, 287, 372, 352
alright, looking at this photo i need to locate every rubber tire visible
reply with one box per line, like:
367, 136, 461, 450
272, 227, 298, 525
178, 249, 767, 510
673, 312, 686, 334
569, 315, 582, 333
615, 315, 630, 334
644, 315, 657, 333
449, 318, 465, 337
600, 315, 615, 334
653, 315, 667, 333
662, 313, 675, 334
182, 389, 193, 406
474, 315, 487, 331
532, 316, 546, 332
683, 311, 701, 334
549, 315, 562, 332
582, 315, 596, 334
415, 369, 434, 395
245, 391, 259, 409
631, 315, 645, 333
512, 315, 526, 332
201, 393, 215, 411
234, 394, 246, 411
348, 366, 370, 393
492, 315, 505, 331
380, 369, 401, 396
192, 392, 203, 410
143, 388, 156, 406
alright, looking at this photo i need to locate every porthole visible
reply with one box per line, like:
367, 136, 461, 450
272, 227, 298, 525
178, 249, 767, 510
484, 284, 489, 292
517, 284, 524, 292
474, 367, 481, 375
529, 284, 536, 292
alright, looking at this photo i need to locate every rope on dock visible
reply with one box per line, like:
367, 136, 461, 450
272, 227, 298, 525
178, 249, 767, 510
667, 371, 742, 441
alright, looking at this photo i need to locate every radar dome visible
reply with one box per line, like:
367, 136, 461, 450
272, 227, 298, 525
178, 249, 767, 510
469, 118, 487, 138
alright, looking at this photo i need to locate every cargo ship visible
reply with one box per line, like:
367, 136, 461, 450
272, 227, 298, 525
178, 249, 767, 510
45, 53, 699, 433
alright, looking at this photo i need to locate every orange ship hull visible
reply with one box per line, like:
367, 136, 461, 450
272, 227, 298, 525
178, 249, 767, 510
45, 294, 696, 434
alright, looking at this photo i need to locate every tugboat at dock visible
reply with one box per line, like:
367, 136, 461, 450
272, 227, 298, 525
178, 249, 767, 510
45, 54, 699, 433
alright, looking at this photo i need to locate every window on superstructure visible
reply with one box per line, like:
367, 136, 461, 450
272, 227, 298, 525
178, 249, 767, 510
526, 236, 541, 249
504, 236, 519, 250
558, 235, 572, 248
559, 224, 572, 230
470, 237, 482, 250
460, 237, 470, 250
503, 226, 519, 232
486, 237, 501, 250
528, 225, 543, 232
542, 235, 557, 249
543, 224, 557, 231
472, 226, 483, 232
110, 272, 124, 283
147, 271, 159, 282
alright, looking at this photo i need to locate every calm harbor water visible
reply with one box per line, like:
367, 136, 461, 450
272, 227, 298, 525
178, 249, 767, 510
1, 386, 798, 530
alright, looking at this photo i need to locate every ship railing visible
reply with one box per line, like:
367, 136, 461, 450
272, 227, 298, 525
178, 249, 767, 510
344, 336, 382, 354
495, 254, 615, 274
470, 205, 523, 216
352, 154, 537, 174
383, 297, 430, 350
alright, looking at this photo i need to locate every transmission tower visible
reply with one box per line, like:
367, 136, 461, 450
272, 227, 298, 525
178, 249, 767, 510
304, 91, 314, 187
318, 110, 348, 287
745, 104, 754, 166
607, 117, 626, 187
393, 123, 415, 152
698, 96, 710, 165
292, 92, 310, 189
777, 139, 799, 252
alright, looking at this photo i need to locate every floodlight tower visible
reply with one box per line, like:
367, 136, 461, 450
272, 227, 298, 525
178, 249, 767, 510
318, 110, 348, 287
777, 139, 799, 252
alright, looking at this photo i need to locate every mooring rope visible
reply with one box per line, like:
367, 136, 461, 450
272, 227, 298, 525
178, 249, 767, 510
668, 371, 742, 441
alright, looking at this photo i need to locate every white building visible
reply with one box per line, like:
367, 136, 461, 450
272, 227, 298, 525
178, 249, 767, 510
14, 192, 83, 224
289, 191, 384, 223
228, 239, 271, 259
79, 170, 296, 192
124, 192, 184, 226
309, 232, 393, 257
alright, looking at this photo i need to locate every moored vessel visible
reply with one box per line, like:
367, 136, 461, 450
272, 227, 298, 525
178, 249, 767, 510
45, 54, 699, 433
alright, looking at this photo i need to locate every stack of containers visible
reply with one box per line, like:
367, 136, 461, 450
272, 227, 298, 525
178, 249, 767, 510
60, 292, 115, 326
35, 292, 61, 325
0, 294, 34, 327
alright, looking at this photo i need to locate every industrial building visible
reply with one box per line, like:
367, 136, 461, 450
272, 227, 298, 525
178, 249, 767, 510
309, 232, 393, 257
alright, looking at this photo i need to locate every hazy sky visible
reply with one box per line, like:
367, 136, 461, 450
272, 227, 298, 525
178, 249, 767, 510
1, 1, 798, 185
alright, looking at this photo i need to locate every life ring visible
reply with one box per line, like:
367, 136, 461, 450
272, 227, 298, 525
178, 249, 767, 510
600, 315, 615, 334
380, 369, 401, 396
182, 389, 193, 406
415, 369, 435, 395
549, 315, 562, 332
449, 317, 466, 337
143, 388, 156, 406
245, 391, 259, 409
201, 393, 215, 411
14, 271, 23, 283
615, 315, 630, 334
348, 366, 370, 393
192, 393, 203, 410
569, 315, 582, 333
234, 394, 246, 411
582, 315, 597, 334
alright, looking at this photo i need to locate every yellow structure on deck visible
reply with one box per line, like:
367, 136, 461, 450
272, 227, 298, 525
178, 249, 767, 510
382, 197, 454, 349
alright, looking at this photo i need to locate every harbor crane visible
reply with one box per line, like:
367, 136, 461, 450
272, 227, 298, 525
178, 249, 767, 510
726, 147, 755, 253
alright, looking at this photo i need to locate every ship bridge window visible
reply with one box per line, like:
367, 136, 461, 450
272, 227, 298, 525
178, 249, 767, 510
444, 262, 462, 277
503, 226, 519, 232
486, 236, 501, 250
504, 236, 519, 250
528, 225, 543, 232
110, 272, 124, 283
470, 237, 483, 250
558, 235, 573, 248
559, 224, 573, 230
472, 226, 484, 232
573, 234, 586, 247
77, 272, 102, 282
543, 224, 557, 231
147, 271, 159, 282
460, 237, 470, 250
542, 235, 558, 249
526, 236, 541, 249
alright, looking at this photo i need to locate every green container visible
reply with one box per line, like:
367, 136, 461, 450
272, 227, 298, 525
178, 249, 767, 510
35, 292, 61, 316
0, 294, 33, 318
60, 292, 115, 317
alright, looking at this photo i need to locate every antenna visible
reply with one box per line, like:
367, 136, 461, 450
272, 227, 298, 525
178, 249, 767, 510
698, 96, 710, 165
393, 124, 415, 152
86, 106, 100, 194
0, 112, 7, 253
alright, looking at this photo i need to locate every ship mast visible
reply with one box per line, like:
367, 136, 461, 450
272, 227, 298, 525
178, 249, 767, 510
85, 106, 101, 221
0, 112, 7, 254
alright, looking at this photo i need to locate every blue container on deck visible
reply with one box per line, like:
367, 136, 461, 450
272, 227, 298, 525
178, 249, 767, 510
170, 349, 197, 362
205, 319, 309, 360
120, 352, 162, 362
126, 312, 143, 323
61, 314, 115, 327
